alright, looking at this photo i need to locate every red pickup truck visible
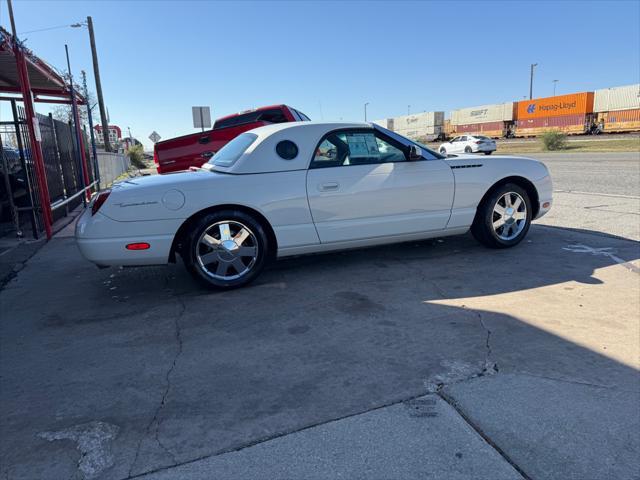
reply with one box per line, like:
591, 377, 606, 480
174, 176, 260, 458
154, 104, 310, 173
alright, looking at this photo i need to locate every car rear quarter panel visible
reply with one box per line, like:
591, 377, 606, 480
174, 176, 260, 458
99, 171, 319, 250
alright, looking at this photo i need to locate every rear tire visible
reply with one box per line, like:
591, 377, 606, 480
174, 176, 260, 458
464, 146, 472, 153
183, 210, 269, 289
484, 151, 493, 155
471, 183, 532, 249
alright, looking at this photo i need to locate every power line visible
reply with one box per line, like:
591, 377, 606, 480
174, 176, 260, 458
19, 24, 77, 35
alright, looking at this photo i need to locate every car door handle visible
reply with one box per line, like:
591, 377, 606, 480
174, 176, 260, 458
201, 151, 214, 159
318, 182, 339, 192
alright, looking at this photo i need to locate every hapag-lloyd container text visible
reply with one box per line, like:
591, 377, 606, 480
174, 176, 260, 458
516, 92, 594, 120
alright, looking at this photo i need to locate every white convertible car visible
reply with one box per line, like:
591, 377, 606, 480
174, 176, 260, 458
76, 122, 552, 288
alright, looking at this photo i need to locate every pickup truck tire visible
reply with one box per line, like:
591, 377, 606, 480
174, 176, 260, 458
184, 210, 269, 289
471, 183, 532, 249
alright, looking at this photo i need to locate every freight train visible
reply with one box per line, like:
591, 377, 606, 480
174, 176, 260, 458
377, 83, 640, 141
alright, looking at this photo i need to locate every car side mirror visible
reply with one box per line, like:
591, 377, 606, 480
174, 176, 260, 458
198, 136, 210, 145
408, 145, 422, 161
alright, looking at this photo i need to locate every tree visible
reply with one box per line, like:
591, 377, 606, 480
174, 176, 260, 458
50, 71, 98, 128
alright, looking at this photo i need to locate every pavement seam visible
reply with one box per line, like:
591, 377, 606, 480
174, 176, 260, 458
438, 390, 532, 480
122, 391, 427, 479
127, 295, 186, 477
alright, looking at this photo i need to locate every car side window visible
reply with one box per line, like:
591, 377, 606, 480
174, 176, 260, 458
311, 131, 406, 169
451, 136, 460, 142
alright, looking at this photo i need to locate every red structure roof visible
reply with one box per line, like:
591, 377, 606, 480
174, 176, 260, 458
0, 26, 85, 104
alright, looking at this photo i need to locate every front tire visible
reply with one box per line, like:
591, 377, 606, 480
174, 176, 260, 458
484, 151, 493, 155
440, 147, 447, 154
471, 183, 532, 248
183, 210, 269, 289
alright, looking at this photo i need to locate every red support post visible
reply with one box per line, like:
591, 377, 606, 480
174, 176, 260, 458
14, 45, 53, 239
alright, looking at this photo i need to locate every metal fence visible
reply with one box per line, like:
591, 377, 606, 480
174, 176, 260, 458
97, 151, 130, 189
0, 99, 108, 238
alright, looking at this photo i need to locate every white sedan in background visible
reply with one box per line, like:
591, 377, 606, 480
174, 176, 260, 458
440, 135, 497, 155
76, 122, 552, 289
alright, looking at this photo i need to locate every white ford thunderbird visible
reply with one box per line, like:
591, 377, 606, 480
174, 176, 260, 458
76, 122, 552, 288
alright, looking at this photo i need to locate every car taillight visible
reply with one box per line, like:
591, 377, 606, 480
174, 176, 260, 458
91, 190, 111, 216
153, 147, 159, 164
475, 141, 482, 144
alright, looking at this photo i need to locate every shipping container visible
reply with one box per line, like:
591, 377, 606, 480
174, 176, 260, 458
395, 125, 443, 141
393, 111, 445, 130
516, 92, 594, 120
454, 121, 508, 138
594, 84, 640, 112
451, 102, 514, 125
596, 108, 640, 133
444, 119, 453, 136
372, 119, 391, 129
515, 114, 590, 137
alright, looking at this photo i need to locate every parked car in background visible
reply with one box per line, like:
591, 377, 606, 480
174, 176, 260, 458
153, 105, 310, 173
77, 122, 552, 289
439, 135, 497, 155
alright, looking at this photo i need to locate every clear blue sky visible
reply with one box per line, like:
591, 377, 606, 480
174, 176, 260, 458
2, 0, 639, 148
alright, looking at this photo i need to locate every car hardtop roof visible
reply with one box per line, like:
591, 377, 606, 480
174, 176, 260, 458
247, 121, 374, 137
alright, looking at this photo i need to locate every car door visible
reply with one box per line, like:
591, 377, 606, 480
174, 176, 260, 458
306, 128, 455, 244
449, 136, 462, 153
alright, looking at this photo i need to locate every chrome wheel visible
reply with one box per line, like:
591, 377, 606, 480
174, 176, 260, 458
196, 221, 259, 281
492, 191, 527, 241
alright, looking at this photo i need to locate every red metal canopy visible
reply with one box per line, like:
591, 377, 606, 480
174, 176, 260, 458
0, 26, 85, 104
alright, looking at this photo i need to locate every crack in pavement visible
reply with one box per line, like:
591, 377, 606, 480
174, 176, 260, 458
127, 294, 186, 477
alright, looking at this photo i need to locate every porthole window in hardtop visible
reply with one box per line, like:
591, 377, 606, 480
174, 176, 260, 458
276, 140, 298, 160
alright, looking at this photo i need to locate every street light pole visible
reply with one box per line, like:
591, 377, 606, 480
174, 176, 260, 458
529, 63, 538, 100
86, 16, 111, 152
552, 79, 559, 96
407, 105, 411, 115
364, 102, 369, 122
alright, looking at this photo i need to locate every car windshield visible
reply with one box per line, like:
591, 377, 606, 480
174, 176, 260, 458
208, 133, 258, 168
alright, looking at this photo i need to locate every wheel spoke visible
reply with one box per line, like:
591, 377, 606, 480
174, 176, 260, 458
237, 246, 257, 257
219, 223, 232, 241
231, 257, 246, 273
234, 228, 250, 245
493, 218, 505, 229
514, 211, 526, 220
494, 204, 506, 215
512, 196, 522, 210
201, 234, 220, 247
215, 261, 229, 276
503, 193, 512, 208
199, 252, 218, 264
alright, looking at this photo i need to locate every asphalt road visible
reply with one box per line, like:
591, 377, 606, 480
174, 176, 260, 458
0, 151, 638, 480
529, 151, 640, 241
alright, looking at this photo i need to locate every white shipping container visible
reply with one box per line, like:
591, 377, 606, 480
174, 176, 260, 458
594, 84, 640, 112
392, 111, 444, 130
371, 119, 390, 129
395, 125, 441, 137
451, 102, 514, 125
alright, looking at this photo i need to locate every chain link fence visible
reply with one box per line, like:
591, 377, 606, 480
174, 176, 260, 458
97, 152, 130, 190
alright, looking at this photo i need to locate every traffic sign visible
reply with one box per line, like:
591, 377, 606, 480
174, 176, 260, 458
148, 131, 161, 143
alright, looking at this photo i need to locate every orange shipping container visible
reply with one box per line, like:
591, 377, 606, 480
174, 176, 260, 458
516, 92, 594, 120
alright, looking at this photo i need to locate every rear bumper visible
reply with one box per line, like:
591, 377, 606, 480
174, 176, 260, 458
75, 207, 174, 266
475, 144, 496, 152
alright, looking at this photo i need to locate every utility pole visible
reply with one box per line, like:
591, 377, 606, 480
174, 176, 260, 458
407, 105, 411, 115
82, 70, 100, 188
529, 63, 538, 100
552, 79, 559, 96
86, 16, 111, 152
364, 102, 369, 122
